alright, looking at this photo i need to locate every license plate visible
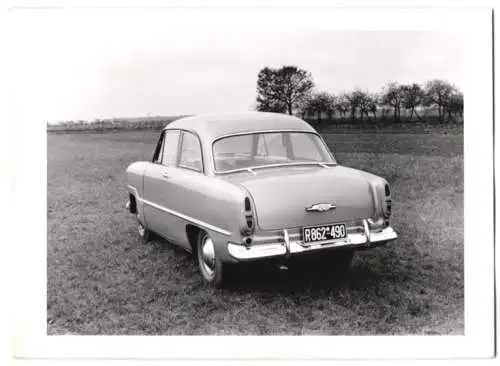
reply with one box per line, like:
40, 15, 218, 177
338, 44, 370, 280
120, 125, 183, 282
302, 223, 347, 244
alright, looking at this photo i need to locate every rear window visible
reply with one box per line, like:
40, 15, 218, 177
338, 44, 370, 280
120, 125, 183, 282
213, 131, 335, 172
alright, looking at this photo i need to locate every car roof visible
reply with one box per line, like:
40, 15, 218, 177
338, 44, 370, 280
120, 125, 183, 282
164, 112, 316, 141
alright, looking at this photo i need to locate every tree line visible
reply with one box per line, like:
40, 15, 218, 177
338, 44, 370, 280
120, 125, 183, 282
256, 66, 463, 123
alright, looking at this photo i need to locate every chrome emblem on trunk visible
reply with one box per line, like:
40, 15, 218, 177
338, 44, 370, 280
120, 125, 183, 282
305, 203, 336, 212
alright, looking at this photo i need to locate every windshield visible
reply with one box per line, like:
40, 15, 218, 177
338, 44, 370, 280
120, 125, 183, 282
212, 131, 335, 173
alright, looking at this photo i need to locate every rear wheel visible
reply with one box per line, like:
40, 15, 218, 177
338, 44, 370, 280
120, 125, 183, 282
196, 231, 225, 287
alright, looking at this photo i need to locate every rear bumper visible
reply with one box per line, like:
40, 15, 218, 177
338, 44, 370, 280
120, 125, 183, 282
227, 220, 397, 260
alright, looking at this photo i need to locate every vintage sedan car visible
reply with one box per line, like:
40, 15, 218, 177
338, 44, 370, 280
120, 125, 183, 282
126, 112, 397, 286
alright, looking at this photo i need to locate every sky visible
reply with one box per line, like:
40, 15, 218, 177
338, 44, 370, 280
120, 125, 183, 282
10, 10, 463, 123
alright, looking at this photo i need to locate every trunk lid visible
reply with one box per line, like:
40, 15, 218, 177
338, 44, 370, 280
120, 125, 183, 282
222, 165, 376, 231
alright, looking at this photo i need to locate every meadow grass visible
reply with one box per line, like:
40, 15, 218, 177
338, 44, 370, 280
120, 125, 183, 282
47, 130, 463, 335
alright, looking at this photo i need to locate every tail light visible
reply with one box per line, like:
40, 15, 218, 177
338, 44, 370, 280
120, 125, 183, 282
384, 184, 392, 218
242, 197, 255, 235
244, 197, 251, 212
384, 184, 390, 196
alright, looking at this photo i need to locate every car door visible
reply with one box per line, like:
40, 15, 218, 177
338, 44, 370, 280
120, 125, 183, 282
143, 129, 180, 242
157, 130, 206, 249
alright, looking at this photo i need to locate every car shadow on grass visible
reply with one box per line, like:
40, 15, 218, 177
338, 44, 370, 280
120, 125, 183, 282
222, 251, 404, 294
123, 230, 461, 335
147, 228, 460, 305
148, 234, 402, 295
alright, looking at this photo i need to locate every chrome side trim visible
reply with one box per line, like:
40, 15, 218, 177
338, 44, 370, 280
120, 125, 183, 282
126, 185, 231, 236
141, 198, 232, 236
215, 162, 336, 175
213, 129, 314, 141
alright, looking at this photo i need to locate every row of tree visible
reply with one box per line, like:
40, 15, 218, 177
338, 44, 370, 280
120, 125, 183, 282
256, 66, 463, 123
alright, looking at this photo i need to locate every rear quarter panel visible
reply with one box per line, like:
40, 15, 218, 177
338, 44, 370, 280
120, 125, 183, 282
126, 161, 147, 224
166, 169, 247, 261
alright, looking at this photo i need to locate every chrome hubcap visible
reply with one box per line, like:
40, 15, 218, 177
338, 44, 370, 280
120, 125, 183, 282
200, 236, 216, 277
138, 222, 145, 237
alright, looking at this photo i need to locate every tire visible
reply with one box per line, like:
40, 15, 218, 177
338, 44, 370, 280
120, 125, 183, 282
196, 231, 225, 287
137, 217, 151, 244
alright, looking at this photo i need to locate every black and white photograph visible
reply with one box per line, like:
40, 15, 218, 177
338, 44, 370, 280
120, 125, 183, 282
6, 2, 495, 361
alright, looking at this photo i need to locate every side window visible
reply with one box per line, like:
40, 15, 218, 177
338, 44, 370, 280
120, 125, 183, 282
161, 130, 180, 167
152, 132, 165, 163
179, 132, 202, 172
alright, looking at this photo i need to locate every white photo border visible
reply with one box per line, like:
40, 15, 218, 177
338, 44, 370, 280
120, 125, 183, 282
7, 3, 494, 360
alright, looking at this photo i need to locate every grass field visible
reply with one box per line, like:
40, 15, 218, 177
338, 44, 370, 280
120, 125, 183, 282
47, 128, 463, 335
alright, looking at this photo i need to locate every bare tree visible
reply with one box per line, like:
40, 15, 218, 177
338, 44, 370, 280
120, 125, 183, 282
256, 66, 315, 115
446, 90, 464, 122
255, 66, 461, 125
297, 94, 313, 119
346, 90, 366, 120
324, 92, 337, 120
401, 83, 425, 121
335, 93, 350, 118
300, 95, 317, 121
381, 82, 405, 122
316, 91, 336, 121
377, 91, 390, 120
423, 79, 455, 123
358, 91, 378, 120
301, 92, 332, 123
369, 93, 380, 119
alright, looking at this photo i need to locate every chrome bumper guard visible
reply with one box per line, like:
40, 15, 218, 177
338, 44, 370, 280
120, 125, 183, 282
227, 219, 397, 260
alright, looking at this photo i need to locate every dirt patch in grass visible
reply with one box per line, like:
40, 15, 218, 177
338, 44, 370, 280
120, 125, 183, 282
47, 130, 463, 335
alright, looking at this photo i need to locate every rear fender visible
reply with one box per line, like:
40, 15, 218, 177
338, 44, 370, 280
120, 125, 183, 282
126, 161, 148, 225
170, 175, 247, 262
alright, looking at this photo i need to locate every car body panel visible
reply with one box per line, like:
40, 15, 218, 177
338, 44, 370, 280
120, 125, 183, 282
127, 166, 248, 257
151, 165, 246, 252
142, 163, 183, 244
221, 165, 383, 231
167, 112, 316, 143
126, 162, 147, 226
